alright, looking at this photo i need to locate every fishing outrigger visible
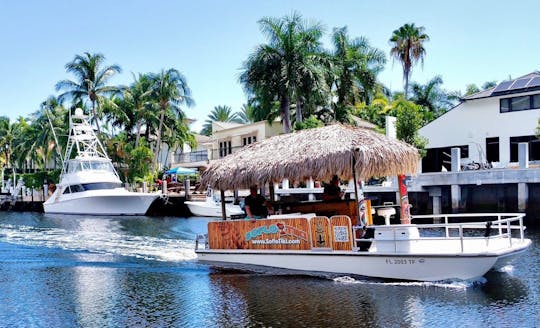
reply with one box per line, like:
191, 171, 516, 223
195, 124, 531, 281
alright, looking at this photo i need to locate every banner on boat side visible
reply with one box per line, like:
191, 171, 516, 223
208, 218, 311, 250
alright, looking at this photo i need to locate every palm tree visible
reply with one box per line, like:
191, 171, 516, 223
55, 52, 121, 135
330, 26, 386, 122
35, 96, 68, 167
0, 116, 14, 168
240, 12, 326, 133
410, 75, 453, 117
236, 104, 256, 124
201, 105, 242, 136
149, 68, 194, 168
104, 73, 158, 148
389, 23, 429, 98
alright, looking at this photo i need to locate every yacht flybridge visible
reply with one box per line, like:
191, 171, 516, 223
43, 108, 160, 215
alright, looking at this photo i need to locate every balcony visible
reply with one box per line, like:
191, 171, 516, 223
174, 150, 208, 164
174, 145, 252, 165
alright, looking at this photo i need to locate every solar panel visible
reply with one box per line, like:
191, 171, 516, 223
527, 76, 540, 88
509, 78, 531, 90
492, 80, 513, 93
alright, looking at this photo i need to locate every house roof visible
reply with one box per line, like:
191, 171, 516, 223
194, 134, 211, 143
211, 121, 244, 131
463, 71, 540, 101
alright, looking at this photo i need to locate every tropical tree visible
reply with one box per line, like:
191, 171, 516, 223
389, 23, 429, 98
38, 96, 68, 164
354, 88, 392, 128
55, 52, 121, 135
201, 105, 242, 136
149, 68, 194, 168
393, 96, 428, 156
330, 26, 386, 122
0, 116, 15, 168
103, 73, 158, 148
409, 75, 454, 119
240, 12, 326, 133
463, 84, 481, 96
10, 117, 33, 170
236, 104, 257, 124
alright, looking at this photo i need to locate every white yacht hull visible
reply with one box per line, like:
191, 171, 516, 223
197, 239, 531, 281
44, 190, 159, 215
185, 201, 244, 218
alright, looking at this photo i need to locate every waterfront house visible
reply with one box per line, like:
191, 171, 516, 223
419, 72, 540, 172
172, 120, 283, 169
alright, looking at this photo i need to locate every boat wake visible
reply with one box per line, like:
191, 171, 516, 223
0, 223, 196, 262
332, 275, 487, 289
495, 265, 514, 274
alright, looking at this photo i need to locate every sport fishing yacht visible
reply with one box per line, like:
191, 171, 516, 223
43, 108, 160, 215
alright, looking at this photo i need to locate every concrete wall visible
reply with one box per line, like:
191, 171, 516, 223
419, 91, 540, 166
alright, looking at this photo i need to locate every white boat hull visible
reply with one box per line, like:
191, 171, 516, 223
44, 190, 159, 215
196, 213, 532, 281
185, 201, 244, 218
197, 239, 531, 281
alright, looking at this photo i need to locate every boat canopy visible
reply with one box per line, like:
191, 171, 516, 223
200, 124, 420, 190
165, 166, 197, 175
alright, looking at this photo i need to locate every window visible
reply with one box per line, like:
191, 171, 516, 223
81, 183, 122, 190
533, 95, 540, 108
500, 99, 510, 112
486, 137, 499, 162
511, 96, 529, 111
500, 93, 540, 112
242, 135, 257, 146
510, 136, 540, 162
219, 140, 232, 158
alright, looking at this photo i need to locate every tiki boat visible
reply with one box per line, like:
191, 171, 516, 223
195, 124, 531, 281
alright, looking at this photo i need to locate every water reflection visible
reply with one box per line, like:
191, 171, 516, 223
0, 212, 538, 327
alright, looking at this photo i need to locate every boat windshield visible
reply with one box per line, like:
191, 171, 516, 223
67, 160, 116, 174
63, 182, 123, 194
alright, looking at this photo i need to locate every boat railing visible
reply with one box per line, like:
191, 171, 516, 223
354, 213, 526, 253
195, 234, 208, 250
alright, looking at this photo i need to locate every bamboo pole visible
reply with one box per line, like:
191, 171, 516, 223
352, 156, 361, 226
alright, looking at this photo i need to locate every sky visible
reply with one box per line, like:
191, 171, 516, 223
1, 0, 539, 132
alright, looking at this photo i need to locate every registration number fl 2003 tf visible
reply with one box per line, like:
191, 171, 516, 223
385, 258, 417, 265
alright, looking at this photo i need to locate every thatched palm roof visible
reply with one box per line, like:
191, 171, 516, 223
200, 124, 419, 190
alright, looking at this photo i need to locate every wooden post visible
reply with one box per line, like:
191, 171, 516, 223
398, 174, 411, 224
220, 189, 227, 220
352, 157, 361, 226
269, 183, 275, 202
184, 179, 191, 199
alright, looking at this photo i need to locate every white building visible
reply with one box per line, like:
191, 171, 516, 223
419, 72, 540, 172
166, 120, 283, 170
209, 120, 282, 160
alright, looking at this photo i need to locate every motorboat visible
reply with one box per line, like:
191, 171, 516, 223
185, 188, 245, 218
43, 108, 160, 215
196, 213, 531, 281
193, 124, 531, 282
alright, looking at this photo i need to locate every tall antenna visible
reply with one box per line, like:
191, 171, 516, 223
45, 108, 64, 164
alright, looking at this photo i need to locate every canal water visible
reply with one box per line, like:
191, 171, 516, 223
0, 212, 538, 328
